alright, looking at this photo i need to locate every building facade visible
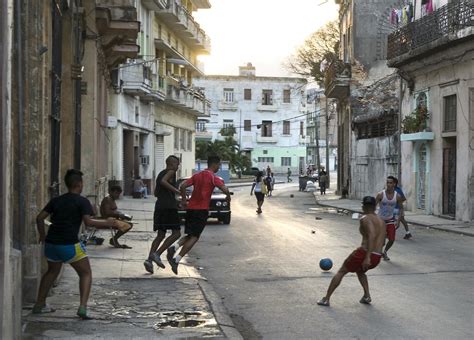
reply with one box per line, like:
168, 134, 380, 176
327, 0, 403, 198
194, 64, 308, 174
387, 0, 474, 221
108, 0, 211, 193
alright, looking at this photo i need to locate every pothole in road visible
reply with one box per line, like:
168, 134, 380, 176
153, 311, 216, 329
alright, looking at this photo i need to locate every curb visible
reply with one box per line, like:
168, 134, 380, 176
198, 280, 243, 339
314, 197, 474, 237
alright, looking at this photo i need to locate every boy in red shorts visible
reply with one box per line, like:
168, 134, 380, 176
317, 196, 386, 306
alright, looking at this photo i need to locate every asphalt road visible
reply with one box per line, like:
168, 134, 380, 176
189, 182, 474, 340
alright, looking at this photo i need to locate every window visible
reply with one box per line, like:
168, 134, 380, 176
135, 106, 139, 123
258, 157, 274, 163
174, 127, 179, 150
244, 120, 251, 131
244, 89, 252, 100
283, 121, 290, 135
223, 88, 234, 103
281, 157, 291, 166
355, 114, 398, 140
261, 120, 272, 137
283, 89, 291, 103
263, 150, 268, 155
262, 89, 273, 105
187, 131, 193, 151
222, 119, 234, 135
300, 121, 304, 136
223, 119, 234, 129
180, 129, 185, 150
196, 121, 206, 132
443, 95, 457, 132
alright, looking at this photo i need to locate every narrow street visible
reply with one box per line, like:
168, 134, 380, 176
190, 182, 474, 339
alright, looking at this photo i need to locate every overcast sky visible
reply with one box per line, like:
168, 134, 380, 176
193, 0, 339, 77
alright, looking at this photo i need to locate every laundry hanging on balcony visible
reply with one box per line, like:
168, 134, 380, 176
390, 2, 414, 26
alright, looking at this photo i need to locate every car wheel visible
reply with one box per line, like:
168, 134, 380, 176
221, 214, 231, 225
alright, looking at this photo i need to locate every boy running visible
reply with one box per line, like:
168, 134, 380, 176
144, 155, 182, 273
393, 177, 412, 239
33, 169, 118, 319
166, 156, 231, 275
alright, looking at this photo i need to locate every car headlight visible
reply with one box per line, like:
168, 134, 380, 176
222, 202, 228, 207
215, 201, 222, 207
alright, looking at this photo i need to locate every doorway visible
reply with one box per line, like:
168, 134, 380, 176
442, 138, 456, 216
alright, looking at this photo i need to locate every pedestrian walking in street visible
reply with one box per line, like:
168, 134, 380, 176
393, 177, 412, 239
266, 165, 272, 177
143, 155, 182, 274
166, 156, 231, 275
265, 173, 273, 197
33, 169, 119, 320
375, 176, 405, 261
100, 185, 133, 249
317, 196, 386, 307
287, 167, 292, 182
319, 170, 328, 195
251, 171, 267, 213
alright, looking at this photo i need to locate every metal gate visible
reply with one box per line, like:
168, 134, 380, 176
417, 144, 427, 210
443, 145, 456, 216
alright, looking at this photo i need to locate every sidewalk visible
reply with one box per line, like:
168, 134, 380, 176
22, 197, 242, 339
313, 190, 474, 237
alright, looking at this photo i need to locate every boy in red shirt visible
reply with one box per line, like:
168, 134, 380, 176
167, 156, 231, 274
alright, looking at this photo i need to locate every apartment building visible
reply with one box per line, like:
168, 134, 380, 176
194, 63, 307, 174
387, 0, 474, 221
107, 0, 211, 193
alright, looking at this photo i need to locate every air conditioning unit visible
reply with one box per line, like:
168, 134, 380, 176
140, 155, 150, 165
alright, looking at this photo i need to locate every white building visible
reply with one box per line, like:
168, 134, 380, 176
194, 63, 308, 174
108, 0, 211, 193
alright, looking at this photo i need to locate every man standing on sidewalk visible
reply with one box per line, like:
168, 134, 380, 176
317, 196, 386, 307
287, 167, 292, 182
167, 156, 231, 275
375, 176, 405, 261
144, 155, 182, 274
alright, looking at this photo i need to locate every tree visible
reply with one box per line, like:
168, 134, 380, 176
283, 21, 340, 82
195, 136, 251, 177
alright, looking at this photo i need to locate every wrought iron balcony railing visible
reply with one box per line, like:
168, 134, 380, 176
387, 0, 473, 62
324, 60, 351, 100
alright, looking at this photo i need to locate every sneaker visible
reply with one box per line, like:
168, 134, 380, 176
166, 246, 176, 265
77, 306, 93, 320
404, 232, 412, 240
169, 257, 179, 275
143, 259, 154, 274
316, 298, 330, 307
150, 253, 165, 269
359, 296, 372, 304
382, 251, 390, 261
32, 304, 56, 314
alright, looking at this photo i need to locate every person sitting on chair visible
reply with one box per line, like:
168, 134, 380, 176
133, 176, 148, 198
100, 185, 133, 249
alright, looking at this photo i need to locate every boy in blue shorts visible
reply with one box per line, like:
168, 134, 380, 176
33, 169, 118, 319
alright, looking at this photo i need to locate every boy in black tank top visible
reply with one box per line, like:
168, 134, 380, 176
144, 155, 182, 274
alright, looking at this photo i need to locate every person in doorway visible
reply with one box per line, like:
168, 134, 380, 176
251, 171, 267, 213
317, 196, 386, 307
375, 176, 405, 261
166, 156, 231, 275
393, 177, 412, 239
287, 168, 292, 182
100, 185, 133, 249
33, 169, 119, 320
143, 155, 182, 274
319, 170, 328, 195
133, 176, 148, 198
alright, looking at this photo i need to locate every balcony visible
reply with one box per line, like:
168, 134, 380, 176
120, 60, 165, 102
400, 131, 435, 142
218, 101, 238, 111
256, 135, 278, 143
195, 130, 213, 140
324, 60, 350, 99
142, 0, 167, 11
257, 103, 279, 112
154, 0, 211, 54
154, 38, 205, 75
95, 0, 140, 67
165, 83, 210, 117
387, 0, 473, 67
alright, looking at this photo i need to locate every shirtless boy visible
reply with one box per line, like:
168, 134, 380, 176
317, 196, 386, 306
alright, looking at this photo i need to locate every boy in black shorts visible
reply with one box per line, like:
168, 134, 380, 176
33, 169, 118, 319
166, 156, 231, 275
144, 155, 182, 273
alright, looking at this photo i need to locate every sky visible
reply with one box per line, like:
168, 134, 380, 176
193, 0, 339, 77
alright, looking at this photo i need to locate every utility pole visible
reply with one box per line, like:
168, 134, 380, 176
325, 96, 330, 188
